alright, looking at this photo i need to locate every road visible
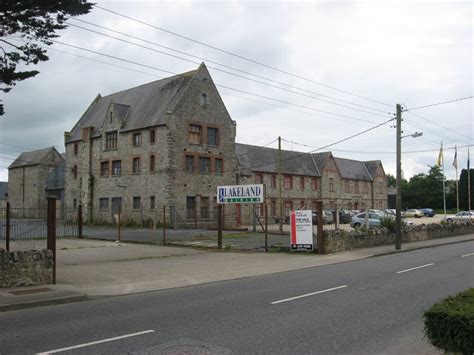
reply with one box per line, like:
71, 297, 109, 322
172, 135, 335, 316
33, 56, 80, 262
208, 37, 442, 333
1, 241, 473, 354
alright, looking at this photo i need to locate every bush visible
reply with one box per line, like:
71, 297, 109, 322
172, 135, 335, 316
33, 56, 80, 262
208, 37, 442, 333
424, 288, 474, 355
380, 216, 406, 233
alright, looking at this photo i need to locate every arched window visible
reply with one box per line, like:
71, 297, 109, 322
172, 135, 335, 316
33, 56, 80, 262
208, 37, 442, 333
109, 111, 113, 123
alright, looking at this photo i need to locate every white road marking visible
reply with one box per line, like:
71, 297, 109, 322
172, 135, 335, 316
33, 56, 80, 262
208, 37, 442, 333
461, 252, 474, 258
270, 285, 348, 305
396, 263, 434, 274
37, 329, 155, 354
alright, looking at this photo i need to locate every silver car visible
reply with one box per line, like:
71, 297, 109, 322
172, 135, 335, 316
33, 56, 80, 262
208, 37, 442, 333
351, 212, 383, 229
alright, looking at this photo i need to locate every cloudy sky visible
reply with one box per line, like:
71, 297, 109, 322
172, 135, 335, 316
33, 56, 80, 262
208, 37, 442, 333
1, 0, 472, 182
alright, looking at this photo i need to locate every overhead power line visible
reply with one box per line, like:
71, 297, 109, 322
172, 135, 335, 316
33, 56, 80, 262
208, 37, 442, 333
68, 18, 391, 116
9, 37, 385, 129
10, 37, 381, 130
404, 96, 474, 111
44, 38, 384, 125
94, 5, 393, 108
65, 21, 391, 119
403, 119, 471, 146
281, 138, 473, 155
405, 110, 473, 142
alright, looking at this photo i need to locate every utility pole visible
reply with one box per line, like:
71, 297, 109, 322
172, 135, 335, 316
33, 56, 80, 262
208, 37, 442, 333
278, 136, 283, 233
395, 104, 402, 250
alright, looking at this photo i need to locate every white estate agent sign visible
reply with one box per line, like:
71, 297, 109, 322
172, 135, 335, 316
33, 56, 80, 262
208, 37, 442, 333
217, 184, 264, 204
290, 210, 314, 251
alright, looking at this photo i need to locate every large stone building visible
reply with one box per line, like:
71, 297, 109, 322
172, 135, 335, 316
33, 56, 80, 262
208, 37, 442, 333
8, 147, 64, 212
64, 63, 239, 225
64, 63, 387, 226
236, 144, 387, 224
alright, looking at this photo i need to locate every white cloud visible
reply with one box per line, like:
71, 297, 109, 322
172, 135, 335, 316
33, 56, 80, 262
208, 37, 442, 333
0, 0, 472, 183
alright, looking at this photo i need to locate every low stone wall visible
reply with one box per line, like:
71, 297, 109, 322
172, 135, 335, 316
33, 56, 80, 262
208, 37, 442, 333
0, 249, 54, 288
323, 222, 474, 254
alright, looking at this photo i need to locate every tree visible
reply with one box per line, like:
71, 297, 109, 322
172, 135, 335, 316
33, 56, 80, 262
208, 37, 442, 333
0, 1, 93, 115
402, 165, 445, 209
386, 174, 396, 188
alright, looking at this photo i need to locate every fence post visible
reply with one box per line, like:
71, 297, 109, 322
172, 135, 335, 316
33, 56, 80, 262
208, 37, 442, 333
163, 205, 166, 246
217, 204, 223, 249
194, 205, 197, 230
117, 206, 121, 243
47, 197, 57, 285
6, 202, 10, 252
264, 203, 268, 252
78, 204, 83, 239
316, 201, 324, 254
334, 203, 339, 230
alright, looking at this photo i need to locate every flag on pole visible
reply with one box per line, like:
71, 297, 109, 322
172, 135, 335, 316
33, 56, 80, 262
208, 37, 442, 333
436, 142, 443, 167
452, 145, 458, 169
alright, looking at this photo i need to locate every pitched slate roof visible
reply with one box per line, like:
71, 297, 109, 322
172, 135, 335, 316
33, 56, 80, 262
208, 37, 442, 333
311, 152, 332, 173
334, 157, 373, 181
364, 160, 382, 177
8, 147, 60, 169
237, 144, 380, 181
235, 143, 321, 176
67, 67, 199, 142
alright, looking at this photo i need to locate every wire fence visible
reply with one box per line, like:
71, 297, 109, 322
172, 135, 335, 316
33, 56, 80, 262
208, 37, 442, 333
73, 202, 358, 250
0, 206, 79, 251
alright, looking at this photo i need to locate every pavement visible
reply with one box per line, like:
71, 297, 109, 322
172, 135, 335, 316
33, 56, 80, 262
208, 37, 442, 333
1, 233, 473, 312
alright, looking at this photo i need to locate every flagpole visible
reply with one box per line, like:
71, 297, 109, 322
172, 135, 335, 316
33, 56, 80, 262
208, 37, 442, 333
454, 145, 459, 212
442, 142, 447, 217
468, 148, 471, 211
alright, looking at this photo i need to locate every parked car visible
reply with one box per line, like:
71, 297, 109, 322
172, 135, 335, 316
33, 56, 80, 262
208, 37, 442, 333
401, 209, 424, 218
350, 212, 384, 229
337, 209, 352, 224
384, 209, 396, 215
444, 211, 474, 223
312, 210, 334, 225
420, 208, 436, 217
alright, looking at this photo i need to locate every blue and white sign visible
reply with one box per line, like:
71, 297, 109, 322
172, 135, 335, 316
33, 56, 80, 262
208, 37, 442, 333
217, 184, 264, 204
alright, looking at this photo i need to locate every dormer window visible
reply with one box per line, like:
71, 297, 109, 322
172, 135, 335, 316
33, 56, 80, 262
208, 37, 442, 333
109, 112, 113, 124
200, 93, 208, 108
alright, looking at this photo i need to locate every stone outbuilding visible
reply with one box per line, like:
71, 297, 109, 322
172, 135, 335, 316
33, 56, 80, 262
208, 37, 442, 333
8, 147, 64, 212
0, 182, 8, 208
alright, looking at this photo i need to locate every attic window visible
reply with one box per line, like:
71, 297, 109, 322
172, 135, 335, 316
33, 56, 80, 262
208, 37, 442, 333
109, 112, 113, 123
200, 93, 208, 108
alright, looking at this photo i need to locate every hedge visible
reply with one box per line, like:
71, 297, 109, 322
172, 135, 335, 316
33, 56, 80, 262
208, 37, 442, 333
424, 288, 474, 355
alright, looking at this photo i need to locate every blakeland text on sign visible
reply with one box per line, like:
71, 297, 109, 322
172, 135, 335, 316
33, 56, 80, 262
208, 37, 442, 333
217, 184, 264, 204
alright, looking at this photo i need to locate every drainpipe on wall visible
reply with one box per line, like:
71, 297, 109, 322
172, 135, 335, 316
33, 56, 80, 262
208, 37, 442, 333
88, 127, 94, 224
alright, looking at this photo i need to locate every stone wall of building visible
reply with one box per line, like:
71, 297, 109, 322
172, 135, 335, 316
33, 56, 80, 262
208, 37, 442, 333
0, 249, 53, 288
323, 222, 474, 254
166, 66, 240, 227
8, 149, 63, 213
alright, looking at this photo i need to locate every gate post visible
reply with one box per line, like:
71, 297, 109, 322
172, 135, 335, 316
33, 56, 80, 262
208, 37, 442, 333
78, 204, 83, 239
264, 203, 268, 252
316, 201, 324, 254
47, 197, 57, 284
163, 205, 166, 245
217, 204, 223, 249
6, 202, 10, 252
